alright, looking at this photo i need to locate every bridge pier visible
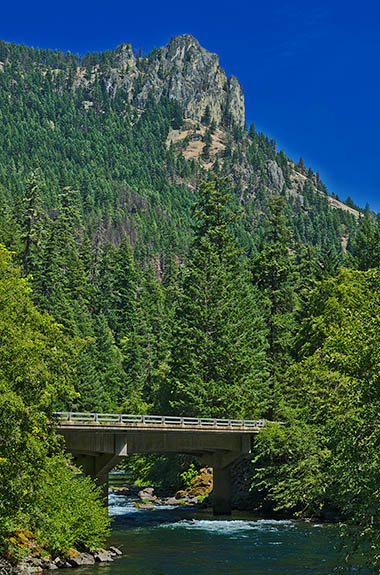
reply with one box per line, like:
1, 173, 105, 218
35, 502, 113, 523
213, 464, 232, 515
200, 451, 242, 516
76, 454, 122, 505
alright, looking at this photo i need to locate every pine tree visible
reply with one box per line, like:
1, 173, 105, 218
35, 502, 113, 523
105, 238, 139, 342
313, 244, 342, 279
297, 157, 307, 175
164, 177, 268, 418
0, 186, 20, 250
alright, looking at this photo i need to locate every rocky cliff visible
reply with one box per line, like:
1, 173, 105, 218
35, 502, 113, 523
89, 35, 245, 127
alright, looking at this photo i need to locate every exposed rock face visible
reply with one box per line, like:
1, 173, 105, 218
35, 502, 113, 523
267, 160, 285, 192
101, 35, 245, 127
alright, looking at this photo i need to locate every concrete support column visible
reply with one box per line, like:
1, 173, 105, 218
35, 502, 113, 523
213, 464, 232, 515
95, 472, 109, 504
200, 452, 241, 516
75, 454, 122, 507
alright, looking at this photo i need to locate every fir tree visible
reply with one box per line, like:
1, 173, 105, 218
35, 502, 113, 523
201, 104, 211, 126
165, 176, 268, 418
347, 209, 380, 270
19, 171, 44, 277
251, 196, 296, 419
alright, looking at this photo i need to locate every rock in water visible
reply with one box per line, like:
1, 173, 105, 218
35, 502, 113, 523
138, 487, 156, 501
67, 553, 95, 567
91, 550, 113, 563
109, 547, 122, 557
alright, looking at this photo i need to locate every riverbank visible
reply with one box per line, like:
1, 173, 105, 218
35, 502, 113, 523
1, 545, 122, 574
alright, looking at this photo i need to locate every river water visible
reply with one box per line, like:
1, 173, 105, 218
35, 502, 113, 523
69, 493, 370, 575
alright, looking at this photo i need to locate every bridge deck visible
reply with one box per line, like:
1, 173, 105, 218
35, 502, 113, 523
55, 413, 265, 434
57, 422, 262, 434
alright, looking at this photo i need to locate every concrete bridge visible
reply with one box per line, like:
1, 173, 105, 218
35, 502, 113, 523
56, 412, 266, 515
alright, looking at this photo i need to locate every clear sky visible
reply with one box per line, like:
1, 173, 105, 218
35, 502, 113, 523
2, 0, 380, 210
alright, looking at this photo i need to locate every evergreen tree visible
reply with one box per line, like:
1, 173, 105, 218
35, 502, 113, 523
251, 196, 296, 419
347, 209, 380, 270
74, 313, 125, 411
201, 104, 211, 126
0, 186, 19, 250
34, 187, 90, 335
104, 238, 139, 342
164, 177, 268, 418
313, 244, 342, 279
19, 171, 44, 277
297, 157, 307, 175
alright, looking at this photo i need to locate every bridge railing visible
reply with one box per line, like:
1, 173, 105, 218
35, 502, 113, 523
54, 412, 266, 429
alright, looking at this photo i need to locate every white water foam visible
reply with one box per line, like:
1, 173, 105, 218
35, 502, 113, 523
108, 493, 177, 517
160, 519, 294, 535
108, 493, 139, 516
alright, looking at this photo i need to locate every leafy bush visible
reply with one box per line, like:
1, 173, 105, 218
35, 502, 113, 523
31, 456, 110, 554
180, 464, 199, 489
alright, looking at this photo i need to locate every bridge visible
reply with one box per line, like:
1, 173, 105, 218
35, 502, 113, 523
56, 412, 266, 515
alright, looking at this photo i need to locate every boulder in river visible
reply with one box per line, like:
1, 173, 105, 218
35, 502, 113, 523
0, 558, 19, 575
90, 550, 113, 563
17, 557, 44, 573
108, 547, 122, 557
135, 502, 155, 510
164, 497, 181, 505
138, 487, 156, 502
67, 553, 95, 567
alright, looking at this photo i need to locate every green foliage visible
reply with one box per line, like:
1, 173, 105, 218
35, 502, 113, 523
180, 464, 199, 489
32, 456, 110, 554
119, 454, 193, 491
252, 421, 330, 517
346, 209, 380, 270
253, 269, 380, 570
0, 245, 109, 556
164, 176, 269, 417
251, 196, 296, 418
0, 37, 376, 569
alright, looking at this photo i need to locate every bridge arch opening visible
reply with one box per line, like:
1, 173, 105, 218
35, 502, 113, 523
56, 412, 264, 516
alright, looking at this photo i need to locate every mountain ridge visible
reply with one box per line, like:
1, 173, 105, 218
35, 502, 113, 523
0, 35, 362, 259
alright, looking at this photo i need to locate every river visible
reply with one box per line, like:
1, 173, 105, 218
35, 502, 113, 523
67, 493, 370, 575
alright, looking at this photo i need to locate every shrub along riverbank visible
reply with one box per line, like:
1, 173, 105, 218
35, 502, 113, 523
0, 245, 110, 565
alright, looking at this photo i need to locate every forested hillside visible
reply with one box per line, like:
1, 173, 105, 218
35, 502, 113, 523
1, 34, 380, 570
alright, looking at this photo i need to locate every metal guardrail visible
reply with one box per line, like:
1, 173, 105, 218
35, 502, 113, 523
54, 412, 266, 429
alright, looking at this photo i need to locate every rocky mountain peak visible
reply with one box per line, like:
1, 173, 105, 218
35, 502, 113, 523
156, 35, 245, 127
105, 35, 245, 127
167, 34, 201, 51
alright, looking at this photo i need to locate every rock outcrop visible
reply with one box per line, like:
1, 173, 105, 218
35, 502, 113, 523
93, 35, 245, 128
267, 160, 285, 192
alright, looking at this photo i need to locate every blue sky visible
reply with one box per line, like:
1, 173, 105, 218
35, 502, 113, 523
2, 0, 380, 210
